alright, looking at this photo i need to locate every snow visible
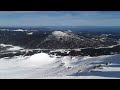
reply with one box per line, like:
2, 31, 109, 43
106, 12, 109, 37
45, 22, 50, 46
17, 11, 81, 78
52, 31, 70, 37
93, 66, 120, 72
26, 32, 33, 35
0, 43, 23, 51
7, 46, 23, 51
13, 29, 27, 32
44, 30, 80, 41
1, 44, 120, 79
51, 30, 79, 39
24, 53, 55, 67
0, 43, 12, 47
41, 76, 118, 79
95, 43, 120, 49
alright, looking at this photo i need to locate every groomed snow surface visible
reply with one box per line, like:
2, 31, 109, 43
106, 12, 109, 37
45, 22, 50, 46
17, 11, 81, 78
0, 51, 120, 79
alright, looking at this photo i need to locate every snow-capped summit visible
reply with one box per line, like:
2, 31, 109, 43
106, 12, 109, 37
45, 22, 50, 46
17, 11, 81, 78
39, 30, 81, 49
51, 30, 79, 40
52, 31, 70, 37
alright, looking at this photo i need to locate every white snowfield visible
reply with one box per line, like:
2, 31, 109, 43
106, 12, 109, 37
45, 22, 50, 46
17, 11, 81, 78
52, 31, 69, 37
1, 44, 120, 79
0, 43, 23, 51
51, 30, 80, 40
7, 46, 23, 51
13, 29, 27, 32
0, 44, 13, 47
0, 49, 120, 79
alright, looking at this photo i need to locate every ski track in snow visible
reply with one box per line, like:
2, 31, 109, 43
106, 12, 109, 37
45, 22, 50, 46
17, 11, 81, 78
1, 44, 120, 79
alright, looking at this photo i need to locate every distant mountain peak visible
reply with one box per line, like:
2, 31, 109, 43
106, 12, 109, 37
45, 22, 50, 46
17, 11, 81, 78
43, 30, 80, 44
52, 30, 71, 38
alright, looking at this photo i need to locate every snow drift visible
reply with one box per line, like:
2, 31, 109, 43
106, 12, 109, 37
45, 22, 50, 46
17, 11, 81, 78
23, 53, 56, 67
0, 51, 119, 79
1, 43, 120, 79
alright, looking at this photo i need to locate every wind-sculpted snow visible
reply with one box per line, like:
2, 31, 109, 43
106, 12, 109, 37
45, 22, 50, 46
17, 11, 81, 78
0, 49, 120, 79
1, 44, 120, 79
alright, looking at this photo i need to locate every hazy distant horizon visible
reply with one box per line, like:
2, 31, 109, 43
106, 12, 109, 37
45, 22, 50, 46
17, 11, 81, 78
0, 11, 120, 26
0, 25, 120, 33
1, 25, 120, 27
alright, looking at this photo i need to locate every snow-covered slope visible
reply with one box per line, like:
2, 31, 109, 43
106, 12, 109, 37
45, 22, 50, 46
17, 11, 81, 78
48, 30, 80, 40
13, 29, 27, 32
0, 43, 23, 51
52, 31, 69, 37
0, 50, 120, 79
39, 30, 82, 49
1, 44, 120, 79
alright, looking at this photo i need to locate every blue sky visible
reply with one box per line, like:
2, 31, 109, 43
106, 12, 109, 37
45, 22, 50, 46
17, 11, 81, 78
0, 11, 120, 26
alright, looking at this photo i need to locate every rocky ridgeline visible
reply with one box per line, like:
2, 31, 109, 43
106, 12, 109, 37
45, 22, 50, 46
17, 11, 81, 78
1, 45, 120, 58
0, 30, 118, 49
0, 30, 120, 57
0, 49, 51, 58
